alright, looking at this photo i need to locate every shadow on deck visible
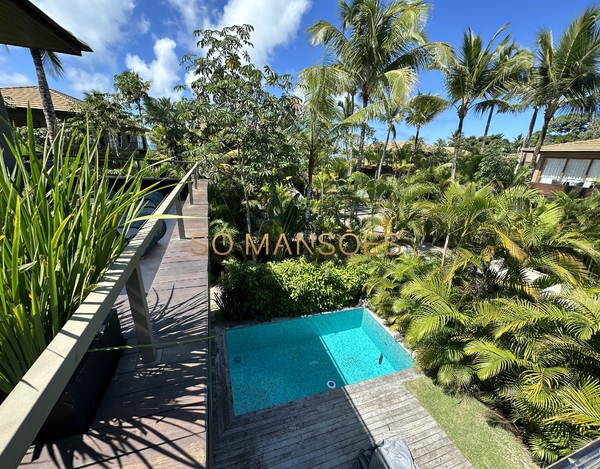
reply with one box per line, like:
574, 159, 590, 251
19, 181, 210, 469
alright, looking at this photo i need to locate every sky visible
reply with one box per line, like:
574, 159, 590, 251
0, 0, 596, 144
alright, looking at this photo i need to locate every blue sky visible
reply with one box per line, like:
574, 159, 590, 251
0, 0, 595, 144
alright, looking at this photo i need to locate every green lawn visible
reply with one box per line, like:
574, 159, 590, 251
405, 377, 539, 469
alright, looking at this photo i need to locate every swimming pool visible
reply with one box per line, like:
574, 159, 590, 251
226, 307, 413, 415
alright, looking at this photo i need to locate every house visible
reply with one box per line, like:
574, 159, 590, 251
1, 86, 83, 128
0, 86, 148, 154
0, 0, 92, 170
525, 139, 600, 196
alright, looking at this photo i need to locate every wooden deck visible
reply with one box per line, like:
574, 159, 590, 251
212, 339, 474, 469
19, 180, 210, 469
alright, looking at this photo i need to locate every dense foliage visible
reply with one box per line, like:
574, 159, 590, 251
216, 258, 369, 321
358, 183, 600, 464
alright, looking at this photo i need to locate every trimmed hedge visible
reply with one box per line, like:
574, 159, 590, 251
216, 258, 369, 320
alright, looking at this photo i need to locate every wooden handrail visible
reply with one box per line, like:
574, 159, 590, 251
0, 162, 199, 468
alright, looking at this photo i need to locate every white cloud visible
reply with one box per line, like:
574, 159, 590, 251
125, 38, 181, 99
214, 0, 311, 65
0, 72, 33, 87
167, 0, 311, 66
138, 15, 151, 35
31, 0, 139, 62
66, 69, 111, 94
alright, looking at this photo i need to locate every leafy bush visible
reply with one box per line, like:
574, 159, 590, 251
217, 258, 369, 320
0, 118, 152, 394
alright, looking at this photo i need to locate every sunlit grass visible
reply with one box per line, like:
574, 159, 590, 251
406, 377, 539, 469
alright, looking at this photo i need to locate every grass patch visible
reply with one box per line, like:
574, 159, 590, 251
405, 377, 539, 469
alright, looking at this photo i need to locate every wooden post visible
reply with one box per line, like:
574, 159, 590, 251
125, 265, 156, 363
175, 196, 186, 239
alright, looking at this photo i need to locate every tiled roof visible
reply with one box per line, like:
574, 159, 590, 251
0, 86, 82, 114
524, 139, 600, 153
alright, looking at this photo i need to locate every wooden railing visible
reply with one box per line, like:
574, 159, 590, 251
0, 162, 200, 468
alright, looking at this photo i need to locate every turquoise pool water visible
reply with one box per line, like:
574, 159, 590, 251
226, 307, 412, 415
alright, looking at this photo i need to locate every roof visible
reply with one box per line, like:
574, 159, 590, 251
524, 139, 600, 153
0, 0, 92, 55
0, 86, 83, 113
547, 437, 600, 469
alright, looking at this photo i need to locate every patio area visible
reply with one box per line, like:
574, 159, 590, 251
212, 332, 473, 469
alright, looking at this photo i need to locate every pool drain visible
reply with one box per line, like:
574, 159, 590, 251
233, 356, 242, 364
327, 380, 336, 389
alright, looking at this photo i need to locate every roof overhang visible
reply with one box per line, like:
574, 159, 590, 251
0, 0, 92, 55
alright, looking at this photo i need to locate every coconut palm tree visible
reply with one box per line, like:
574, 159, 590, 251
296, 65, 347, 243
344, 68, 418, 178
308, 0, 446, 176
29, 49, 63, 151
404, 92, 450, 160
530, 7, 600, 164
441, 25, 531, 181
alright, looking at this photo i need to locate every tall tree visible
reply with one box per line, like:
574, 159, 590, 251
345, 68, 417, 178
441, 25, 530, 181
29, 49, 63, 151
183, 25, 297, 261
308, 0, 446, 177
114, 71, 151, 123
297, 65, 346, 246
531, 7, 600, 164
404, 92, 450, 160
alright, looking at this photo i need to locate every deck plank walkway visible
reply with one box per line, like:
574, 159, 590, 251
213, 360, 474, 469
19, 180, 210, 469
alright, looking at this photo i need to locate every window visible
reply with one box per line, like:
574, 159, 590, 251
562, 159, 590, 185
585, 160, 600, 187
539, 158, 566, 184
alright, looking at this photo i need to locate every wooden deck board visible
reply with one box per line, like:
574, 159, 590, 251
20, 181, 210, 469
213, 343, 474, 469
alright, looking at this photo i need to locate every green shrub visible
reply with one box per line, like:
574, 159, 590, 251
216, 258, 369, 320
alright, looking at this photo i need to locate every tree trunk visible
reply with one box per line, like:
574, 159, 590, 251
450, 114, 465, 182
239, 150, 256, 262
515, 106, 539, 173
411, 126, 421, 162
356, 94, 369, 174
376, 127, 391, 179
480, 105, 494, 154
303, 146, 315, 257
533, 108, 553, 168
30, 49, 56, 155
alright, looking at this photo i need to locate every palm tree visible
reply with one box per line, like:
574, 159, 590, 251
296, 65, 346, 244
344, 68, 417, 178
308, 0, 446, 176
30, 49, 64, 151
441, 25, 530, 181
530, 7, 600, 164
404, 92, 450, 160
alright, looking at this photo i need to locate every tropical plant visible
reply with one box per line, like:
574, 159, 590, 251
404, 92, 450, 161
530, 7, 600, 163
29, 49, 63, 150
308, 0, 446, 176
441, 25, 531, 181
344, 68, 418, 178
114, 70, 151, 123
183, 25, 298, 260
0, 114, 153, 394
296, 65, 346, 241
